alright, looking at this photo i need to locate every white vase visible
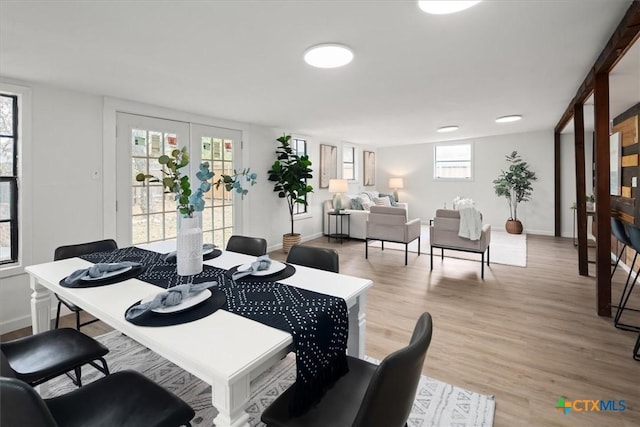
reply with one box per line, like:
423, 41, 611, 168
177, 214, 203, 276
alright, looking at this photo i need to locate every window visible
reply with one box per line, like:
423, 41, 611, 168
342, 145, 355, 180
0, 94, 18, 264
434, 143, 473, 180
292, 138, 308, 215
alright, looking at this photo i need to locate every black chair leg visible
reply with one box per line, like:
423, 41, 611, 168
481, 252, 485, 279
55, 301, 62, 329
405, 244, 408, 265
487, 245, 490, 266
365, 239, 368, 259
634, 333, 640, 361
417, 237, 421, 256
615, 269, 640, 332
76, 310, 81, 331
611, 245, 626, 279
441, 248, 444, 259
430, 247, 433, 271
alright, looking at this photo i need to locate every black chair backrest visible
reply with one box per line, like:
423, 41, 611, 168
352, 312, 433, 427
226, 235, 267, 257
0, 350, 17, 379
626, 223, 640, 252
286, 245, 339, 273
0, 377, 58, 427
611, 218, 632, 246
54, 239, 118, 261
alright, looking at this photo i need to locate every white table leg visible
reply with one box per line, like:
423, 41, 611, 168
211, 376, 250, 427
347, 293, 367, 358
30, 275, 51, 334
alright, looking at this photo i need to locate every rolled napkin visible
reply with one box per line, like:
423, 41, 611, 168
64, 261, 141, 285
163, 243, 217, 263
125, 281, 217, 320
231, 255, 272, 280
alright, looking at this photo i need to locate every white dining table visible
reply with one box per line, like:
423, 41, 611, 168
25, 241, 373, 427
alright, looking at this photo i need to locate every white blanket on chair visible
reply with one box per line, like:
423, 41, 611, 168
458, 206, 482, 241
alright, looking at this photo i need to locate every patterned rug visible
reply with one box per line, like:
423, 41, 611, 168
43, 331, 495, 427
369, 225, 527, 267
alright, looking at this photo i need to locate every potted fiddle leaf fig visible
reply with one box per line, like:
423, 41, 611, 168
267, 134, 314, 253
493, 151, 537, 234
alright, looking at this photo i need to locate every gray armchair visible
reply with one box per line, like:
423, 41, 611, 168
365, 206, 421, 265
429, 209, 491, 278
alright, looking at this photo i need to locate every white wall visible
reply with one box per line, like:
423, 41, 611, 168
377, 131, 557, 235
1, 80, 105, 333
560, 131, 595, 238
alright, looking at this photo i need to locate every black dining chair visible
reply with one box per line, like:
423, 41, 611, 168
286, 245, 339, 273
0, 328, 109, 388
226, 235, 267, 257
53, 239, 119, 331
611, 218, 635, 280
261, 312, 433, 427
1, 358, 195, 427
614, 223, 640, 332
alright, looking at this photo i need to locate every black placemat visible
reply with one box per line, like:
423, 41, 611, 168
203, 248, 222, 261
59, 264, 146, 288
124, 288, 227, 327
225, 263, 296, 283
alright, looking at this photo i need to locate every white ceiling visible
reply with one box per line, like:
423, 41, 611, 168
0, 0, 636, 146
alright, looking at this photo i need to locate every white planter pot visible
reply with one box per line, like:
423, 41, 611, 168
177, 215, 203, 276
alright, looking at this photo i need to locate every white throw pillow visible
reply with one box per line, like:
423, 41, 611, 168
373, 197, 392, 207
361, 199, 375, 211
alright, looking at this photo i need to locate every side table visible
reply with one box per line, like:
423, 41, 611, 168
327, 211, 351, 243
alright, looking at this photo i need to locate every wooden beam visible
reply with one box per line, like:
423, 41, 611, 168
554, 1, 640, 133
594, 72, 612, 317
574, 104, 588, 276
554, 132, 561, 236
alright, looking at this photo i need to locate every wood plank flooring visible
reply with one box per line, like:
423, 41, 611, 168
3, 234, 639, 426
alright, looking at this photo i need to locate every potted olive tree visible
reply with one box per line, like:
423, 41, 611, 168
493, 151, 537, 234
267, 134, 314, 253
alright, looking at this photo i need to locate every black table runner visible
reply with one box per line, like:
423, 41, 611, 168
79, 247, 349, 414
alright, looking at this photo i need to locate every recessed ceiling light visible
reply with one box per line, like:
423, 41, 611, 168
495, 115, 523, 123
304, 44, 353, 68
437, 125, 460, 133
418, 1, 481, 15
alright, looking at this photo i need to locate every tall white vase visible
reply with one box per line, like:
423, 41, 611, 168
177, 214, 203, 276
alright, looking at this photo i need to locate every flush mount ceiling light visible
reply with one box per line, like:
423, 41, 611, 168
304, 44, 353, 68
495, 115, 523, 123
437, 125, 460, 133
418, 1, 481, 15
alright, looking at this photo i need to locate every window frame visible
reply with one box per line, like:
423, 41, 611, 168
0, 94, 18, 265
342, 144, 357, 181
0, 82, 32, 278
433, 142, 474, 181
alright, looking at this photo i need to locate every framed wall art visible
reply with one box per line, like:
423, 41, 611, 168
319, 144, 338, 188
363, 150, 376, 186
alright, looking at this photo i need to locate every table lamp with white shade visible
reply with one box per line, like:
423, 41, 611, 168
389, 178, 404, 202
328, 179, 349, 212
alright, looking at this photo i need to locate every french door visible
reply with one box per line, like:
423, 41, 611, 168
116, 113, 242, 247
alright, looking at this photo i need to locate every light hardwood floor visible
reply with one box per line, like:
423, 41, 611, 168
4, 234, 639, 426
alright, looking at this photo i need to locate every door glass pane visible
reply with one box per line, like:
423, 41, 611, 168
132, 130, 147, 156
132, 215, 148, 244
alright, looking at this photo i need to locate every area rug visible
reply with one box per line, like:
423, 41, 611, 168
369, 224, 527, 267
43, 331, 495, 427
